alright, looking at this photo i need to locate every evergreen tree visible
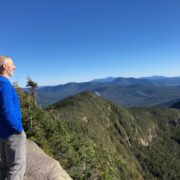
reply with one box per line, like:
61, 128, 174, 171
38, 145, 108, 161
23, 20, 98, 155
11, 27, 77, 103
26, 76, 38, 106
26, 77, 38, 128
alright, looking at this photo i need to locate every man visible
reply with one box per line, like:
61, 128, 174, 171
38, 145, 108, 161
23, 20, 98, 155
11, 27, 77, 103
0, 56, 26, 180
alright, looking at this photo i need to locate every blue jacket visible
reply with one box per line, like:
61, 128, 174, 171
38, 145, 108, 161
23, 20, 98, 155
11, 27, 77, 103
0, 76, 23, 139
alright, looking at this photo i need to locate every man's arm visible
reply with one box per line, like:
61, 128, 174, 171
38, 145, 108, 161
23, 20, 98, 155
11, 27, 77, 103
0, 82, 23, 133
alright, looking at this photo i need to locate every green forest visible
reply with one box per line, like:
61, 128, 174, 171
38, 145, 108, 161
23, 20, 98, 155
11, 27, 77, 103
16, 84, 180, 180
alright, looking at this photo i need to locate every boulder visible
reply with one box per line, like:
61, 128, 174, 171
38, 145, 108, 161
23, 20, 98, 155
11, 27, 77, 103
24, 140, 72, 180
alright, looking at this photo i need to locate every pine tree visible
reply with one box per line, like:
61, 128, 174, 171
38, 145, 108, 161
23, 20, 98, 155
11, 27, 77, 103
26, 76, 38, 106
26, 77, 38, 128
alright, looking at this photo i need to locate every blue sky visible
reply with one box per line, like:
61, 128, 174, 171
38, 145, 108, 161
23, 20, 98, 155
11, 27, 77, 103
0, 0, 180, 87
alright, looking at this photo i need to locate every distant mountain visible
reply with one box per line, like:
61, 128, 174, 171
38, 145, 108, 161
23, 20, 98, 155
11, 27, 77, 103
141, 76, 166, 80
112, 77, 155, 86
91, 76, 180, 86
171, 100, 180, 109
37, 81, 108, 106
95, 84, 180, 107
142, 76, 180, 86
35, 76, 180, 107
152, 98, 180, 107
91, 76, 117, 83
93, 76, 180, 86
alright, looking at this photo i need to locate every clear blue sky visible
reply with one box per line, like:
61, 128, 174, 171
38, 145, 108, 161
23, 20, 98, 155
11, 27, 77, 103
0, 0, 180, 87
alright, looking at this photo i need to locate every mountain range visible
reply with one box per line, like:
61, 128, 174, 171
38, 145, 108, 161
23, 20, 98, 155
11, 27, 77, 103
35, 76, 180, 107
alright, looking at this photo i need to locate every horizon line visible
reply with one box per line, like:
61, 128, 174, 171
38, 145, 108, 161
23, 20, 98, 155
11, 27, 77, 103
19, 75, 180, 88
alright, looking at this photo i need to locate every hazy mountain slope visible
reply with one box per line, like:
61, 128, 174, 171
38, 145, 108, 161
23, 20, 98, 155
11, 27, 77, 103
95, 84, 180, 107
171, 101, 180, 109
37, 81, 109, 106
36, 77, 180, 107
112, 77, 155, 86
143, 76, 180, 86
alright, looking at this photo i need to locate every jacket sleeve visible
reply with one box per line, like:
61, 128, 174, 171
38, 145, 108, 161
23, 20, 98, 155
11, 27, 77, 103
0, 82, 23, 133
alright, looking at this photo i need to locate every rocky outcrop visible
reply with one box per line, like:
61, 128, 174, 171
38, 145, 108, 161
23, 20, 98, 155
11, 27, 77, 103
24, 140, 72, 180
140, 126, 157, 147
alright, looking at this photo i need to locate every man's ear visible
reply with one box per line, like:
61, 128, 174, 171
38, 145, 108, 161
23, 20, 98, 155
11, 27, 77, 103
2, 64, 7, 70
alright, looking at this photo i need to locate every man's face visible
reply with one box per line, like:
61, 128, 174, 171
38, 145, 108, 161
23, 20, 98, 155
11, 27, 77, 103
4, 59, 16, 78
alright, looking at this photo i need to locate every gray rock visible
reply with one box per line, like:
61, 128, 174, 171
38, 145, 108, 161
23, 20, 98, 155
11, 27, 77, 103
25, 140, 72, 180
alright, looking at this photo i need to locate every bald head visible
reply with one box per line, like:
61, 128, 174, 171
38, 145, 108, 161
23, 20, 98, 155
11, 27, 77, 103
0, 56, 16, 78
0, 56, 12, 66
